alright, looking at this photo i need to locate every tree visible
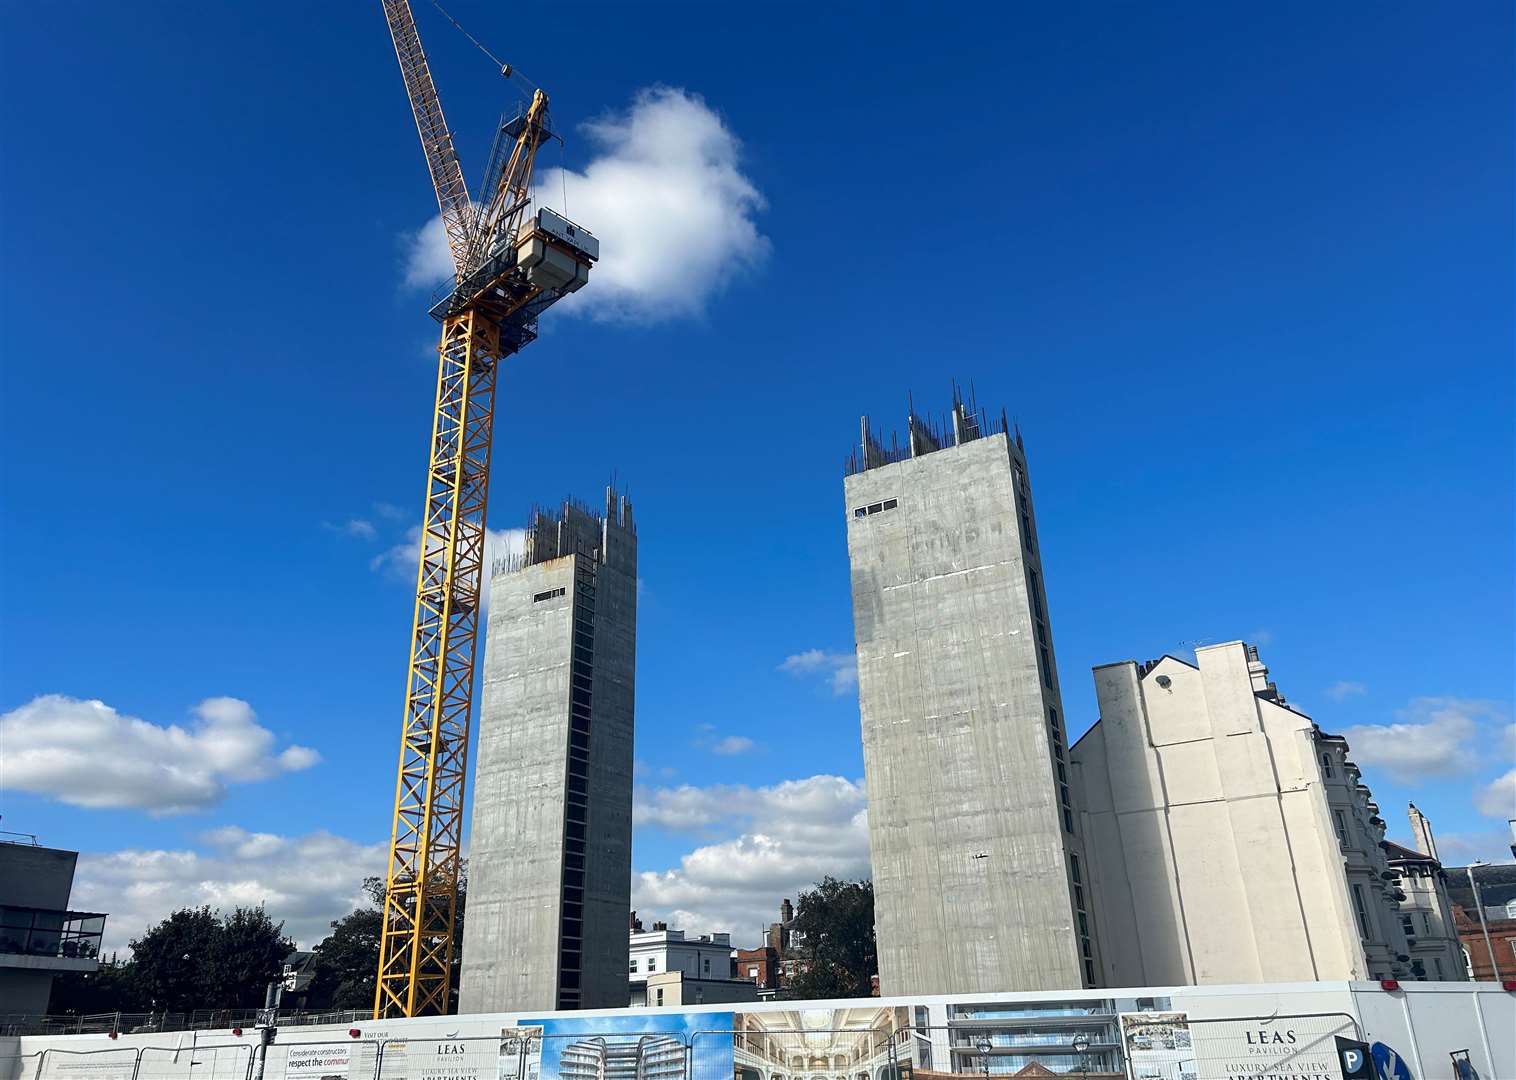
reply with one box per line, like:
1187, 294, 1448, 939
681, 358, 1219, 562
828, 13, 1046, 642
779, 877, 877, 1000
211, 906, 295, 1006
49, 959, 141, 1015
307, 864, 467, 1012
131, 906, 222, 1012
130, 905, 293, 1011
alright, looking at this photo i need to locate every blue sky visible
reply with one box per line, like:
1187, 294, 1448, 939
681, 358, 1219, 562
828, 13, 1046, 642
1, 2, 1511, 952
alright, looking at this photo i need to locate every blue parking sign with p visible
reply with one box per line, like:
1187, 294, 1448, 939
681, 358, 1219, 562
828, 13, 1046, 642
1335, 1037, 1374, 1080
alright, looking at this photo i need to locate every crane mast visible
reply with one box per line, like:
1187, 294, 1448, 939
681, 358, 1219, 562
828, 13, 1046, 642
374, 0, 597, 1019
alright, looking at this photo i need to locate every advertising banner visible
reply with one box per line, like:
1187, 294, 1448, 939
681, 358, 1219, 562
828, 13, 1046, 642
1121, 1012, 1198, 1080
1188, 1016, 1349, 1080
285, 1047, 354, 1080
516, 1011, 731, 1080
729, 1006, 912, 1080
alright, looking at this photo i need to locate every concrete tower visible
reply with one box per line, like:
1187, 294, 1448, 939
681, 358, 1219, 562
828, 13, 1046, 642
459, 489, 637, 1013
843, 390, 1097, 995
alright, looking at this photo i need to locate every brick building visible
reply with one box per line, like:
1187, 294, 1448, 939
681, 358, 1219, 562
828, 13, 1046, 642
1445, 862, 1516, 981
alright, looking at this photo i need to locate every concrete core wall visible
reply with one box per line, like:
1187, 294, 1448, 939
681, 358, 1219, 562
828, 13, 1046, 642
460, 493, 636, 1014
845, 428, 1087, 995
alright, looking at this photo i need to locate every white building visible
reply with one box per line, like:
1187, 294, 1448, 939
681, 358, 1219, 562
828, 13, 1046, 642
1381, 804, 1466, 981
628, 923, 755, 1006
559, 1036, 685, 1080
1071, 640, 1414, 986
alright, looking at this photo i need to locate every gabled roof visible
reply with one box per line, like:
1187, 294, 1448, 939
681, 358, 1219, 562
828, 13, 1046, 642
1381, 839, 1436, 865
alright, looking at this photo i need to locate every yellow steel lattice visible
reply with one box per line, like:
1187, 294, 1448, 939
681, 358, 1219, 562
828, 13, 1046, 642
375, 309, 501, 1018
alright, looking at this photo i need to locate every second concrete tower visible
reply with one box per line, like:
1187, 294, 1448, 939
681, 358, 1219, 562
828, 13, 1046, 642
844, 392, 1097, 994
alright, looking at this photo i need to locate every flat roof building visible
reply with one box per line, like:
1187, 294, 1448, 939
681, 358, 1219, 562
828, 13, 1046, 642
843, 389, 1097, 995
0, 837, 107, 1014
459, 490, 637, 1013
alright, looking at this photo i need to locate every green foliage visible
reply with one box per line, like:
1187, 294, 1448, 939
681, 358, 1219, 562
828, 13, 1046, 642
48, 960, 141, 1015
210, 907, 295, 1007
50, 906, 294, 1013
130, 906, 226, 1011
306, 861, 466, 1012
305, 907, 382, 1010
779, 877, 877, 1001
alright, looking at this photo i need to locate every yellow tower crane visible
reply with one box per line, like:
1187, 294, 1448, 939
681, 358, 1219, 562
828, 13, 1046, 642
374, 0, 598, 1018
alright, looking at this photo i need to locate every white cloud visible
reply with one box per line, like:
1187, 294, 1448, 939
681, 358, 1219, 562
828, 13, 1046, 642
402, 213, 458, 289
1340, 697, 1507, 783
710, 735, 757, 756
73, 827, 385, 955
632, 775, 870, 940
1325, 680, 1367, 701
779, 649, 858, 697
1431, 829, 1516, 866
324, 518, 376, 540
371, 526, 526, 609
1476, 769, 1516, 819
0, 696, 320, 815
403, 87, 768, 323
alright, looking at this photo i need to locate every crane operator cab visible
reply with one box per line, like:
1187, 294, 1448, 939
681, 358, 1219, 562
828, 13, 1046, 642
516, 206, 597, 295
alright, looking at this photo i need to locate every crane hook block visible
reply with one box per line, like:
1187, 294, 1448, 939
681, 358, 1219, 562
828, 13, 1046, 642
500, 63, 512, 78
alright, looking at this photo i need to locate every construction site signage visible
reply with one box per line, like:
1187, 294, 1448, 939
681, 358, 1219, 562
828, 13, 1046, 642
284, 1045, 353, 1080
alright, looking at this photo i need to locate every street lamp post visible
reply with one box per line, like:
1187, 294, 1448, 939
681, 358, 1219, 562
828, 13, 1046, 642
1466, 861, 1502, 980
1070, 1035, 1090, 1080
975, 1039, 992, 1080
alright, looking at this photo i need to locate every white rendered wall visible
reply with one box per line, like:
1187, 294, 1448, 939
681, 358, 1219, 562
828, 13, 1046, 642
1073, 642, 1371, 986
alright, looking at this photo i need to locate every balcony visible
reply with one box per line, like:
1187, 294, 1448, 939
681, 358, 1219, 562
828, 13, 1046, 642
0, 907, 107, 973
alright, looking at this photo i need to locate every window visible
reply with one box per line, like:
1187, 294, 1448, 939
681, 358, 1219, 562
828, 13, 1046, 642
1433, 958, 1444, 980
1062, 806, 1074, 833
629, 959, 638, 972
1333, 811, 1348, 844
1400, 915, 1414, 938
533, 587, 566, 603
853, 499, 899, 519
647, 958, 656, 972
1352, 884, 1374, 941
703, 958, 711, 976
1506, 899, 1516, 919
1320, 752, 1334, 778
655, 988, 664, 1006
748, 966, 758, 978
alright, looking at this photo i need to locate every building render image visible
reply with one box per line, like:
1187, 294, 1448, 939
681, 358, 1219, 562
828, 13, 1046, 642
845, 393, 1097, 995
459, 489, 637, 1014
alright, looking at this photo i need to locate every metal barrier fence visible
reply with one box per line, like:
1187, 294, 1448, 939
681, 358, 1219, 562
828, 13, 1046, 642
4, 1011, 1371, 1080
0, 1044, 258, 1080
1, 1014, 368, 1039
137, 1046, 253, 1080
0, 1054, 44, 1080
